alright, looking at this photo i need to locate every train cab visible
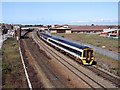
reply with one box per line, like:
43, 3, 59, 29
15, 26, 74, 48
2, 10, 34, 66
82, 49, 94, 65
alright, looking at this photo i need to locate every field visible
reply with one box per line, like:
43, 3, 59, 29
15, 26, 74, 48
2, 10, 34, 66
53, 33, 118, 53
53, 33, 119, 76
2, 38, 28, 88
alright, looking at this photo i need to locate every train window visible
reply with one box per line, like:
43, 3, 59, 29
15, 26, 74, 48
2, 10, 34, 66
83, 50, 93, 57
90, 50, 93, 57
83, 50, 87, 57
77, 51, 82, 57
49, 39, 82, 56
88, 50, 93, 57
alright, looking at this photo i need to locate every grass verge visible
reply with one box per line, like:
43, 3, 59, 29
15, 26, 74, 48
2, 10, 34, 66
2, 38, 28, 88
94, 53, 119, 76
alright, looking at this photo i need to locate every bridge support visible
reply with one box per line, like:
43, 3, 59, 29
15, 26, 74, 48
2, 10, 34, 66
20, 26, 22, 39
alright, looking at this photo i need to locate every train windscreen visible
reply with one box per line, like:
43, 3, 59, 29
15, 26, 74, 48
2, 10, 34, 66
83, 49, 93, 61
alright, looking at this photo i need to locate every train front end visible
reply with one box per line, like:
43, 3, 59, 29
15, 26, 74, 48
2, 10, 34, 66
82, 49, 94, 65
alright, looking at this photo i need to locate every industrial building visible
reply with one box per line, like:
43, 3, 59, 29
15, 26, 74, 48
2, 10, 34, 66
48, 25, 117, 34
101, 29, 119, 37
49, 26, 71, 34
68, 25, 112, 33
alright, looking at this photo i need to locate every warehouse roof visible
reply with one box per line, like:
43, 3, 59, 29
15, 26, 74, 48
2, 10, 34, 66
68, 25, 108, 31
49, 27, 71, 30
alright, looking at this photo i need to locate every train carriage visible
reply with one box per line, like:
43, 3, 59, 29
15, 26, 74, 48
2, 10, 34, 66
38, 32, 94, 65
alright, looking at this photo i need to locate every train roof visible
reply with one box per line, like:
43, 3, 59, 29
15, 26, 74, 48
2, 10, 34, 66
50, 37, 90, 50
40, 33, 52, 37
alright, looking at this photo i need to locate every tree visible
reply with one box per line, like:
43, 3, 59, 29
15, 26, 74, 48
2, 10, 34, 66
91, 24, 94, 26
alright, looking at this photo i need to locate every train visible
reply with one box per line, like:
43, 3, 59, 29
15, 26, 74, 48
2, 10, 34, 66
37, 31, 94, 65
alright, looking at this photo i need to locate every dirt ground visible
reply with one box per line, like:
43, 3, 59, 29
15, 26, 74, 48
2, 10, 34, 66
94, 53, 119, 76
20, 39, 44, 88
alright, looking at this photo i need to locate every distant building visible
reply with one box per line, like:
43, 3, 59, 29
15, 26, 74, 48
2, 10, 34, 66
0, 26, 2, 35
106, 25, 118, 29
48, 25, 118, 34
49, 27, 71, 33
13, 24, 21, 30
5, 24, 13, 30
68, 25, 109, 33
7, 30, 15, 37
101, 29, 119, 37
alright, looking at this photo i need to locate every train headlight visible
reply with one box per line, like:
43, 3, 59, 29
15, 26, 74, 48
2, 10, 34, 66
82, 60, 86, 64
90, 60, 93, 64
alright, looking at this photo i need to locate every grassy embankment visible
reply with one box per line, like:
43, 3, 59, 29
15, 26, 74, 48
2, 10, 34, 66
53, 33, 119, 76
2, 38, 28, 88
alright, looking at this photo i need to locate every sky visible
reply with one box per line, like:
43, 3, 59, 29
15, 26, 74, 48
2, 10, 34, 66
1, 2, 118, 25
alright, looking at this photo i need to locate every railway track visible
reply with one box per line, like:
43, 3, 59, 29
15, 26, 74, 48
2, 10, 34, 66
86, 66, 120, 88
35, 31, 120, 88
24, 38, 68, 88
32, 31, 114, 89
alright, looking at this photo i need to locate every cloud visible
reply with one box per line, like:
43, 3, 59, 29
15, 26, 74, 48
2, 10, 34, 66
69, 18, 118, 24
92, 18, 117, 23
70, 21, 89, 23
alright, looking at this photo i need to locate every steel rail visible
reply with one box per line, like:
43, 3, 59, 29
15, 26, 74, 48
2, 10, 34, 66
33, 32, 107, 89
37, 31, 120, 88
25, 38, 68, 88
85, 66, 120, 87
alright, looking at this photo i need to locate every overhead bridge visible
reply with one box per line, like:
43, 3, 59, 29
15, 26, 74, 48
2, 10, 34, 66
19, 26, 43, 39
20, 27, 35, 39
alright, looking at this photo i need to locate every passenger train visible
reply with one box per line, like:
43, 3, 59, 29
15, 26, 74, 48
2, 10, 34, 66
37, 32, 94, 65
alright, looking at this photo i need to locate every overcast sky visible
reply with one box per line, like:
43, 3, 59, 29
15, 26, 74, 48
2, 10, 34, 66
2, 2, 118, 25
